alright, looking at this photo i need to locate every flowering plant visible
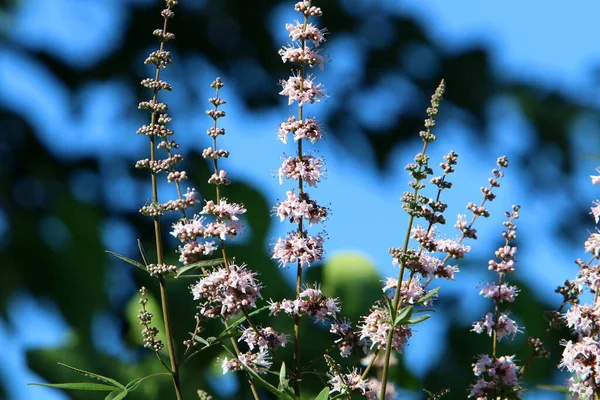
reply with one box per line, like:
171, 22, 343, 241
27, 1, 600, 399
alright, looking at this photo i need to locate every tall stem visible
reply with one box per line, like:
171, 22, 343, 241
159, 278, 184, 400
150, 136, 183, 399
379, 142, 428, 399
144, 6, 183, 397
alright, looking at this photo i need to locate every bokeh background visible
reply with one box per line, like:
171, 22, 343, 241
2, 0, 600, 399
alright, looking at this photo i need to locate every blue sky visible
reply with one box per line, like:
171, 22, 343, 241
3, 0, 600, 399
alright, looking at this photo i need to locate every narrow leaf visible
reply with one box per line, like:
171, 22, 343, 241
383, 295, 396, 321
29, 383, 118, 392
315, 387, 330, 400
413, 308, 435, 314
106, 251, 146, 272
56, 363, 126, 389
394, 305, 414, 326
418, 287, 440, 304
192, 335, 224, 351
278, 362, 288, 390
105, 389, 128, 400
175, 258, 224, 278
137, 239, 149, 266
407, 314, 431, 325
125, 373, 171, 391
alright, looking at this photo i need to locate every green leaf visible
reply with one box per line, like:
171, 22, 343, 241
29, 382, 118, 391
278, 362, 288, 390
55, 363, 126, 389
137, 239, 149, 266
192, 335, 223, 351
413, 308, 435, 314
407, 314, 431, 325
105, 389, 129, 400
175, 258, 225, 278
106, 251, 146, 272
394, 305, 414, 326
418, 287, 440, 304
173, 274, 205, 279
315, 387, 330, 400
383, 295, 395, 321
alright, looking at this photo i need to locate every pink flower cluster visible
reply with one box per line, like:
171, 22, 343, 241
382, 277, 435, 306
273, 1, 328, 273
277, 116, 323, 144
560, 337, 600, 399
269, 286, 340, 323
275, 190, 328, 225
278, 16, 327, 106
359, 307, 412, 352
469, 205, 522, 398
558, 169, 600, 398
191, 264, 262, 319
220, 350, 271, 375
472, 312, 520, 341
278, 155, 324, 187
238, 327, 288, 352
330, 319, 367, 358
328, 369, 376, 400
272, 232, 324, 268
470, 355, 520, 400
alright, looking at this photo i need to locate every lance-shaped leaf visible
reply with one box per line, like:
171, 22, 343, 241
418, 287, 440, 305
315, 387, 330, 400
407, 314, 431, 325
394, 305, 414, 326
105, 389, 129, 400
175, 258, 224, 278
29, 382, 119, 392
106, 251, 146, 272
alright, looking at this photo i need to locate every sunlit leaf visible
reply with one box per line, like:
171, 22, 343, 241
106, 251, 146, 272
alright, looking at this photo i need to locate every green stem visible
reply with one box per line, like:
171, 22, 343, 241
379, 141, 428, 399
146, 7, 184, 397
159, 278, 184, 400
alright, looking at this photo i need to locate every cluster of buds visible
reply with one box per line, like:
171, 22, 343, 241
361, 84, 456, 359
469, 205, 522, 399
371, 81, 511, 399
136, 0, 199, 226
138, 287, 163, 352
170, 78, 246, 267
557, 169, 600, 398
